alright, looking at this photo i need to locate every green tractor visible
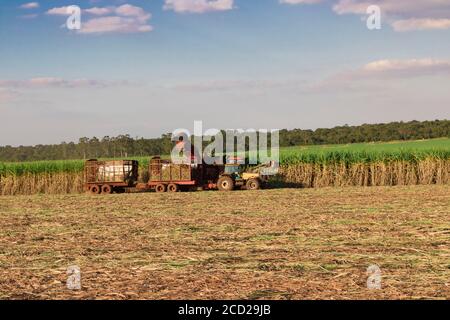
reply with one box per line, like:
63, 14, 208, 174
216, 159, 277, 191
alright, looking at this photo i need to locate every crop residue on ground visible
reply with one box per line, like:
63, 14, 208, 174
0, 185, 449, 299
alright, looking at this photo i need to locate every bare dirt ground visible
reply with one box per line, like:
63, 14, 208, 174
0, 185, 449, 300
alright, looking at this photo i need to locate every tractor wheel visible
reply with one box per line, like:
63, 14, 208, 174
167, 183, 179, 192
217, 176, 235, 192
246, 178, 261, 190
101, 185, 112, 194
155, 184, 166, 193
90, 185, 101, 195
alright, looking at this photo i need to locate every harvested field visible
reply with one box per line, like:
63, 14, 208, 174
0, 185, 449, 299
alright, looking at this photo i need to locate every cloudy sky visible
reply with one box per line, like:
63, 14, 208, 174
1, 0, 450, 146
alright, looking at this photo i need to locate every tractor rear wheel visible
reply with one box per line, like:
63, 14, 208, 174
101, 185, 112, 194
167, 183, 179, 192
217, 176, 234, 191
246, 178, 261, 190
155, 184, 166, 193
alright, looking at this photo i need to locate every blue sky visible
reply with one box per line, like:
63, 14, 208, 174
1, 0, 450, 146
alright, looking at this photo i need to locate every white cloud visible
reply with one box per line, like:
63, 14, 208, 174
20, 2, 39, 9
80, 5, 152, 34
113, 59, 450, 93
392, 18, 450, 32
284, 0, 450, 31
333, 0, 450, 17
115, 4, 150, 18
163, 0, 234, 14
46, 6, 71, 16
46, 4, 153, 34
84, 7, 115, 16
362, 59, 450, 75
333, 0, 450, 31
313, 58, 450, 91
79, 16, 153, 34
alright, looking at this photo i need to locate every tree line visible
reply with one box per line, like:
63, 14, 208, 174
0, 120, 448, 162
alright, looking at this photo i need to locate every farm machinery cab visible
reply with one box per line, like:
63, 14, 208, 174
216, 158, 271, 191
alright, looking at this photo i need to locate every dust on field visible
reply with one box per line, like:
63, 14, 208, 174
0, 185, 449, 299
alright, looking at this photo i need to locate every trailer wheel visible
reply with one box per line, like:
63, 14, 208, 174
90, 185, 101, 195
101, 185, 112, 194
167, 183, 179, 192
155, 184, 166, 193
246, 178, 261, 190
217, 176, 234, 191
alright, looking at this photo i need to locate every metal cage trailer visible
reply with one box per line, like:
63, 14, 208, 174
84, 159, 139, 194
147, 156, 203, 192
